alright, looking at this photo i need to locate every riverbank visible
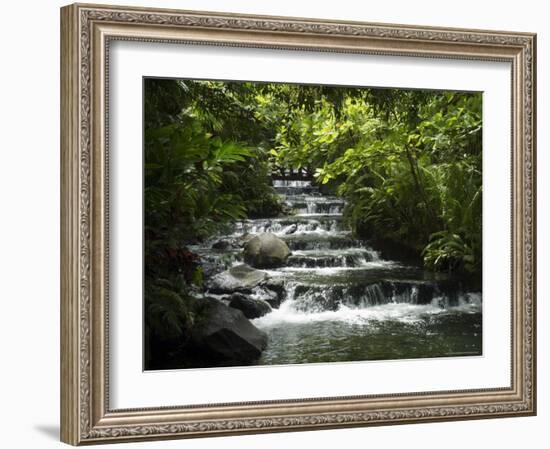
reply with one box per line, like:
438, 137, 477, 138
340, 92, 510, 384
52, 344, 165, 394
146, 178, 482, 370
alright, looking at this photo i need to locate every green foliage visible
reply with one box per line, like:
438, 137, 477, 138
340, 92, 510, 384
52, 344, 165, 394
144, 79, 284, 280
259, 87, 482, 274
422, 231, 475, 272
144, 278, 211, 368
145, 284, 195, 342
144, 116, 250, 252
143, 79, 285, 367
143, 78, 483, 367
145, 79, 482, 278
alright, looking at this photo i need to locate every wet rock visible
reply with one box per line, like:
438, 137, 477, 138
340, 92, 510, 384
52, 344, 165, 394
229, 293, 272, 319
262, 278, 286, 308
192, 297, 267, 363
388, 281, 436, 305
207, 264, 268, 294
200, 261, 226, 279
243, 233, 291, 268
251, 286, 279, 308
283, 223, 297, 235
211, 239, 232, 250
237, 233, 255, 248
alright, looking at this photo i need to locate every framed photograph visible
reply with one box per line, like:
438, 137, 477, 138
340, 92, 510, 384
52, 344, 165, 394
60, 3, 537, 445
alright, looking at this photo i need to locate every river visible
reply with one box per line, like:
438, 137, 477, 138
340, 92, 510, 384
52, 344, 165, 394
195, 179, 482, 365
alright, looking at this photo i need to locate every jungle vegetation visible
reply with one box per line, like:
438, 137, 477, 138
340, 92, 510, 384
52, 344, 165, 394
143, 78, 482, 367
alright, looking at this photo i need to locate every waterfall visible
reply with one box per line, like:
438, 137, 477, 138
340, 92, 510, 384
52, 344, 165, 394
194, 177, 482, 365
200, 178, 481, 327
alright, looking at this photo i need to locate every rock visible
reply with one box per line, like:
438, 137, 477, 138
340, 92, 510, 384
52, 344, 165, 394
237, 233, 255, 248
229, 293, 272, 319
281, 204, 293, 215
262, 278, 286, 308
211, 239, 232, 250
207, 264, 268, 294
200, 260, 225, 279
192, 297, 267, 363
283, 224, 298, 235
250, 286, 280, 309
243, 233, 291, 268
211, 238, 243, 251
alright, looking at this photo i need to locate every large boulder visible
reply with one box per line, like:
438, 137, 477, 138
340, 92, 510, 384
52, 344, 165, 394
243, 233, 291, 268
237, 233, 255, 248
229, 293, 272, 319
192, 297, 268, 363
207, 264, 267, 294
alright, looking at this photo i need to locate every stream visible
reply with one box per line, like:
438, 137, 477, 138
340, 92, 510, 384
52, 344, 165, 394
194, 179, 482, 365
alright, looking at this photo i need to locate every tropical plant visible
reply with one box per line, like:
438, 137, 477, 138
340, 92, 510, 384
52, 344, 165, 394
143, 78, 483, 367
262, 87, 482, 274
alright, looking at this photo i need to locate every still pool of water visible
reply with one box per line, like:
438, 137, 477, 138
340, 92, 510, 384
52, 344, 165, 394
254, 305, 482, 365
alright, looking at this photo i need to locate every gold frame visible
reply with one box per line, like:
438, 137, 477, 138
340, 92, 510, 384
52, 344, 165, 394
60, 3, 537, 445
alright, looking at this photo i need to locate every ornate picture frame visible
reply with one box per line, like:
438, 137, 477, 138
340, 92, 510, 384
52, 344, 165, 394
60, 3, 536, 445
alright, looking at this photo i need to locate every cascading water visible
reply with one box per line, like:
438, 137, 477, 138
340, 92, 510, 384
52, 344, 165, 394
197, 178, 482, 365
